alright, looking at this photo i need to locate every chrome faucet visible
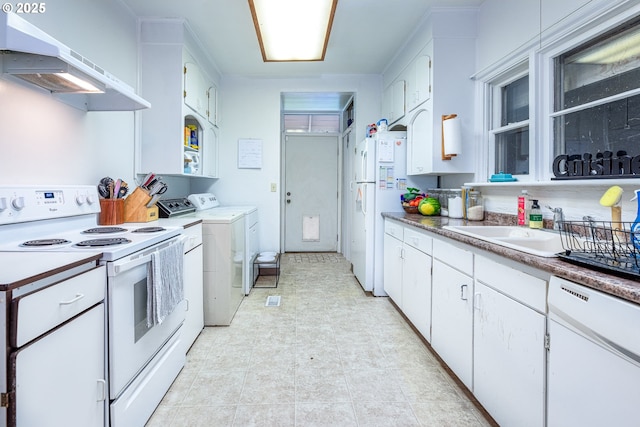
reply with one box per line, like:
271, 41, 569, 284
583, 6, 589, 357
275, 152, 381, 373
546, 205, 564, 231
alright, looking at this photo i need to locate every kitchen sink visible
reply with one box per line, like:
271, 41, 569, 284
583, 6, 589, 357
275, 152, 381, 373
443, 225, 565, 257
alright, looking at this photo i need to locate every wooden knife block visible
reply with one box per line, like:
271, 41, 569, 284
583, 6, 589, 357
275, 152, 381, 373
124, 187, 159, 223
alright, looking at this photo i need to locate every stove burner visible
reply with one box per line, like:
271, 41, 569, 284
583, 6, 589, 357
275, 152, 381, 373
76, 237, 131, 247
21, 238, 72, 247
132, 227, 166, 233
83, 227, 128, 234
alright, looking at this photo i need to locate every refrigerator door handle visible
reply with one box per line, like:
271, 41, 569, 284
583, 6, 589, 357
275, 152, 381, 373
361, 183, 367, 215
361, 148, 368, 181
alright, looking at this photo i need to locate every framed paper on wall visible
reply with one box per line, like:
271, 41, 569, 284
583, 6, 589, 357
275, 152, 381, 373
238, 138, 263, 169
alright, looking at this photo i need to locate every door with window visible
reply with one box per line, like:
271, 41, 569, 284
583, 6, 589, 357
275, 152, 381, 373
284, 134, 339, 252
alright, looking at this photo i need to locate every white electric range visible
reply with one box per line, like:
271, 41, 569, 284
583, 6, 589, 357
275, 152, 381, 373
0, 185, 186, 427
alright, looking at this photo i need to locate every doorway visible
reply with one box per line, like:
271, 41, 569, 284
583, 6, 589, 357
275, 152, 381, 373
283, 134, 339, 252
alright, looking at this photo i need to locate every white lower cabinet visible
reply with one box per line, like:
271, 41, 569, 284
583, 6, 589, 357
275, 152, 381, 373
473, 255, 547, 427
182, 223, 204, 354
15, 304, 105, 427
431, 257, 473, 388
401, 228, 432, 340
383, 220, 404, 305
387, 220, 550, 425
383, 220, 432, 340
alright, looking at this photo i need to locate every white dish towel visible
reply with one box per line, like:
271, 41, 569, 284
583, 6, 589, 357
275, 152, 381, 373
147, 238, 185, 327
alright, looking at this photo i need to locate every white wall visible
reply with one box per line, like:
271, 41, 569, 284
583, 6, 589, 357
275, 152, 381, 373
191, 75, 382, 252
475, 0, 592, 73
0, 2, 139, 187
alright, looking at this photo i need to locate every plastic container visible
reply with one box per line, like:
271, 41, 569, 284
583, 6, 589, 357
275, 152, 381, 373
466, 191, 484, 221
518, 190, 529, 226
529, 199, 543, 229
448, 190, 464, 219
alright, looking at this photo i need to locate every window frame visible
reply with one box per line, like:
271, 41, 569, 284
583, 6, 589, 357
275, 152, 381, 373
473, 1, 640, 184
538, 3, 640, 181
485, 61, 532, 182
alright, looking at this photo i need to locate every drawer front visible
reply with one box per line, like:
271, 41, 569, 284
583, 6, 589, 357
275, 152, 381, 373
433, 238, 473, 275
403, 227, 432, 255
384, 220, 404, 240
475, 255, 547, 312
14, 266, 106, 347
183, 223, 203, 251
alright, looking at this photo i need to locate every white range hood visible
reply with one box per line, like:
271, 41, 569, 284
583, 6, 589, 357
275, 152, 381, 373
0, 11, 150, 111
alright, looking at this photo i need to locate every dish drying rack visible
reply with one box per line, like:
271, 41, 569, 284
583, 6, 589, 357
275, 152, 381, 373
558, 219, 640, 279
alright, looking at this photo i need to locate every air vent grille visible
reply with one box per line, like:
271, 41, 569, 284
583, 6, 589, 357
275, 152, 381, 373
265, 295, 281, 307
561, 285, 589, 302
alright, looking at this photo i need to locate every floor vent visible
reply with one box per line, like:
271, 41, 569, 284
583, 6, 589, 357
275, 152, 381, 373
265, 295, 281, 307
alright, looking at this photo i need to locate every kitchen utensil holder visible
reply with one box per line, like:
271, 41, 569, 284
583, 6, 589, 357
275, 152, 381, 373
99, 198, 125, 225
124, 187, 159, 223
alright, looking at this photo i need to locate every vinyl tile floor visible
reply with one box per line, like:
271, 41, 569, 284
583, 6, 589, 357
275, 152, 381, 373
146, 253, 494, 426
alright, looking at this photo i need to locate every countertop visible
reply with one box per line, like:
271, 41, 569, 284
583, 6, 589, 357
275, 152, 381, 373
0, 252, 102, 291
0, 218, 201, 290
382, 212, 640, 305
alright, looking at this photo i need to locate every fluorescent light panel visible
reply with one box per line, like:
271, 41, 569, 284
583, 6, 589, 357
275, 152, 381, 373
249, 0, 337, 62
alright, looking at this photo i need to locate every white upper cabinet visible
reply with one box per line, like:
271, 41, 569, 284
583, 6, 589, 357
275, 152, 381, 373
138, 19, 219, 178
383, 79, 406, 124
184, 62, 207, 119
207, 84, 218, 127
384, 9, 476, 175
405, 54, 431, 112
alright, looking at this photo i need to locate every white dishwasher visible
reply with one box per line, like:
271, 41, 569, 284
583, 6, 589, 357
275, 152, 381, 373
547, 276, 640, 427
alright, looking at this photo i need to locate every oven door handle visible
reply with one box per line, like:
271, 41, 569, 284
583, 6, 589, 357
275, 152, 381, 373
107, 235, 186, 276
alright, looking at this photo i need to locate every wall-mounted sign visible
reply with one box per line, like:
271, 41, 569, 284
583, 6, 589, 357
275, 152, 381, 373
552, 151, 640, 179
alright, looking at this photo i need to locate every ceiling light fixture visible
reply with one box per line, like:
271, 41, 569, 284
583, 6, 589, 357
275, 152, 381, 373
249, 0, 338, 62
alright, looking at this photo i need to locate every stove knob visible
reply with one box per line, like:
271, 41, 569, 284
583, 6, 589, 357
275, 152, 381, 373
76, 194, 86, 205
0, 197, 7, 211
86, 194, 97, 205
11, 196, 25, 211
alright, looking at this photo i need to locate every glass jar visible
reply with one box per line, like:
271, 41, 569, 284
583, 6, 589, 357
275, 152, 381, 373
439, 190, 449, 217
448, 190, 464, 219
427, 189, 441, 215
466, 191, 484, 221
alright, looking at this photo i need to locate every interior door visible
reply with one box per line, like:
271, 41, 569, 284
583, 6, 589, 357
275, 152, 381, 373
284, 134, 339, 252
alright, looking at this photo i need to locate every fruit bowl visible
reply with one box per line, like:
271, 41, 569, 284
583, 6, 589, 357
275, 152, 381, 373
402, 205, 419, 214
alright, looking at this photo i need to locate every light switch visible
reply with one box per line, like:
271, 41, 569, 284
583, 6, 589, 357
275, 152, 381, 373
270, 183, 277, 192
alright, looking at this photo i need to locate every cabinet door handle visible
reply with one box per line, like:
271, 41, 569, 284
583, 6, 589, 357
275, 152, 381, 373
474, 292, 481, 310
97, 379, 106, 402
460, 284, 468, 301
59, 293, 85, 305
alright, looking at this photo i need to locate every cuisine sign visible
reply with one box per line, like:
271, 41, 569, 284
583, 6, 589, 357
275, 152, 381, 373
552, 151, 640, 179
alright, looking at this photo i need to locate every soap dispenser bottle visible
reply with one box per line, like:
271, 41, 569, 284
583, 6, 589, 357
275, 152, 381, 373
529, 199, 543, 229
630, 190, 640, 251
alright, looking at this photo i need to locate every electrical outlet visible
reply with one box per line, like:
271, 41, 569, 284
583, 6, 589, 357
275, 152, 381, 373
270, 183, 277, 192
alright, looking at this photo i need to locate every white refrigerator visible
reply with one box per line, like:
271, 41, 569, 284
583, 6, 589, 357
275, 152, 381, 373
352, 131, 429, 296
